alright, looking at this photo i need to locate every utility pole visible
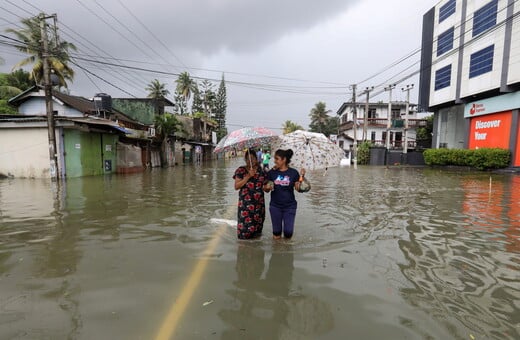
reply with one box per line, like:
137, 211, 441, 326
361, 86, 374, 141
350, 84, 357, 168
384, 84, 396, 150
40, 13, 59, 179
402, 84, 414, 159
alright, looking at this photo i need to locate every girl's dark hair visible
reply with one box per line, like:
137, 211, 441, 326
275, 149, 293, 165
244, 148, 254, 159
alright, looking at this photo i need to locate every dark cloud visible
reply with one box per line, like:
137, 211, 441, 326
40, 0, 360, 57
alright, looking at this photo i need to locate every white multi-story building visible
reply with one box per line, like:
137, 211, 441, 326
336, 101, 428, 151
418, 0, 520, 166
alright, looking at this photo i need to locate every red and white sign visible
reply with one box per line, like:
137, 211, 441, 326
469, 103, 486, 115
468, 111, 511, 149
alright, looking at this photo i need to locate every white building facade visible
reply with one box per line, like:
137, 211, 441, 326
418, 0, 520, 166
336, 101, 428, 152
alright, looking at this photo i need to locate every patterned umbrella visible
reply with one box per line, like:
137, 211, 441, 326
214, 127, 279, 153
271, 130, 344, 170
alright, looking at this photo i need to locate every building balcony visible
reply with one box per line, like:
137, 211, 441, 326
340, 118, 428, 132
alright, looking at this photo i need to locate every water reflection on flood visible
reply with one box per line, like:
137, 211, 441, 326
0, 161, 519, 339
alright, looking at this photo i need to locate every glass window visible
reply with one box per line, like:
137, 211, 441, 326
434, 65, 452, 90
439, 0, 456, 23
472, 0, 498, 37
437, 27, 454, 56
368, 108, 377, 119
371, 131, 376, 142
469, 45, 494, 78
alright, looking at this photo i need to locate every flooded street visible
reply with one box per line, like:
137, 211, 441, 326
0, 160, 519, 339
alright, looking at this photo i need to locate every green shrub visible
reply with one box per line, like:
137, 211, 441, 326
423, 148, 510, 170
357, 141, 372, 165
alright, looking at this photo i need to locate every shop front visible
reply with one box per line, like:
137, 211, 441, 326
465, 92, 520, 167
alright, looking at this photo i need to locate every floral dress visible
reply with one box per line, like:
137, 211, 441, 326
233, 166, 267, 239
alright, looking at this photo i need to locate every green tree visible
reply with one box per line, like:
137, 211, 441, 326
145, 79, 169, 99
308, 101, 331, 134
324, 116, 339, 137
175, 72, 196, 113
6, 69, 33, 91
282, 120, 303, 134
416, 115, 433, 140
154, 113, 182, 167
7, 15, 77, 88
191, 84, 204, 114
145, 79, 170, 115
173, 90, 187, 115
200, 79, 216, 117
214, 74, 228, 140
0, 70, 33, 114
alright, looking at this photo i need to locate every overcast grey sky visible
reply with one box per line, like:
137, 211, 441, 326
0, 0, 435, 131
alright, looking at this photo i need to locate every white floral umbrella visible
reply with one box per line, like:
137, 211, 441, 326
271, 130, 344, 171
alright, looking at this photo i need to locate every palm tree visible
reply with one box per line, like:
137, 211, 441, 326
309, 102, 331, 134
175, 72, 196, 113
6, 15, 77, 88
282, 120, 303, 134
154, 113, 182, 167
146, 79, 170, 115
146, 79, 169, 99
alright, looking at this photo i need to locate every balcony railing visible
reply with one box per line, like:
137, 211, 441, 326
340, 118, 428, 131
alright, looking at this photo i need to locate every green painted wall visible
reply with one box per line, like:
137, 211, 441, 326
101, 134, 118, 174
112, 99, 155, 125
63, 130, 118, 177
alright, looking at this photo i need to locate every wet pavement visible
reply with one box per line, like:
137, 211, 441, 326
0, 160, 519, 339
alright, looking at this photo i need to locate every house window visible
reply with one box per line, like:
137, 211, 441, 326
473, 0, 497, 37
368, 108, 377, 119
469, 45, 494, 78
437, 27, 454, 56
391, 109, 401, 119
382, 131, 387, 144
439, 0, 456, 23
371, 131, 376, 142
434, 65, 451, 90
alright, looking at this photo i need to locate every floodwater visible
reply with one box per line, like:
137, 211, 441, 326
0, 160, 519, 340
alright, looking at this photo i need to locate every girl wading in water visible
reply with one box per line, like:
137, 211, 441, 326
264, 149, 305, 239
233, 149, 267, 239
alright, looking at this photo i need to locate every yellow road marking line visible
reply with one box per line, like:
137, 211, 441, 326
154, 223, 228, 340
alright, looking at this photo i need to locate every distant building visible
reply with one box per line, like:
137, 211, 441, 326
336, 101, 429, 151
418, 0, 520, 166
0, 87, 152, 178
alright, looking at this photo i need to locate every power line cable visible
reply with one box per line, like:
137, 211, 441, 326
356, 0, 519, 90
11, 0, 150, 95
115, 0, 188, 71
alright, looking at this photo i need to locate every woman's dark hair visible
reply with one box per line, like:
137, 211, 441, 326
275, 149, 293, 165
244, 148, 255, 160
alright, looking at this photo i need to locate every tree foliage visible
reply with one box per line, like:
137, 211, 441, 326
213, 74, 228, 140
0, 69, 33, 114
7, 16, 76, 88
308, 102, 337, 137
200, 79, 216, 117
282, 120, 303, 134
416, 115, 434, 140
145, 79, 170, 99
309, 102, 329, 134
175, 72, 196, 112
191, 84, 204, 114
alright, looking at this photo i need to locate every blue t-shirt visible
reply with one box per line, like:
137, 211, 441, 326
267, 168, 300, 209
